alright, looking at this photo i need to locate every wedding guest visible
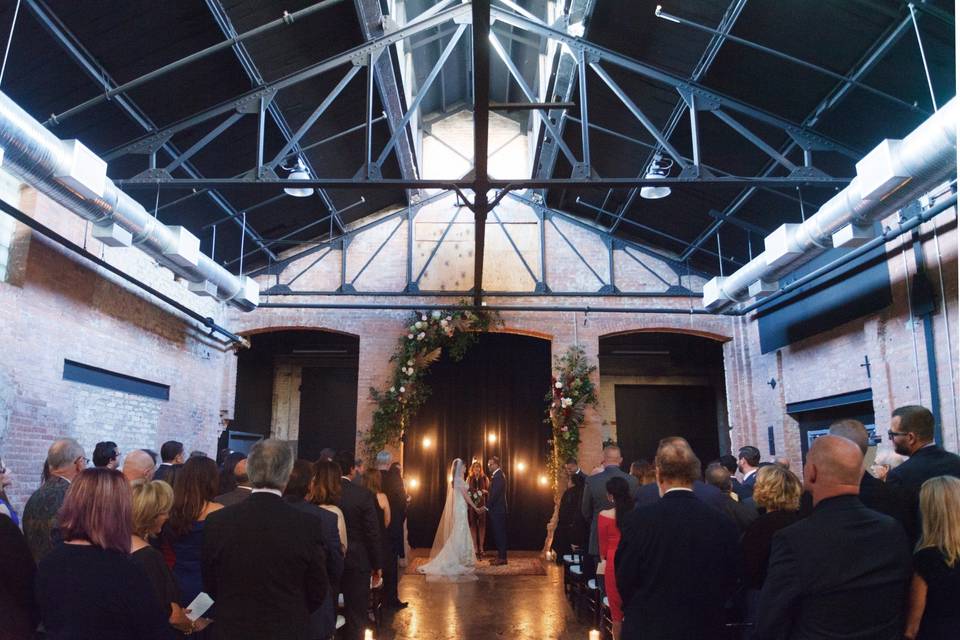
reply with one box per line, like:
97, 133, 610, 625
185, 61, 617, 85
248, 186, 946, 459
872, 446, 907, 481
309, 459, 348, 553
905, 476, 960, 640
363, 467, 395, 609
629, 459, 655, 486
376, 451, 407, 609
162, 456, 223, 613
720, 454, 747, 498
93, 441, 120, 469
467, 460, 489, 560
143, 449, 159, 466
755, 436, 911, 639
284, 459, 344, 640
705, 462, 758, 533
599, 476, 633, 639
217, 451, 247, 495
203, 440, 328, 640
551, 472, 587, 560
0, 510, 38, 638
334, 451, 382, 640
0, 455, 20, 525
214, 458, 252, 506
635, 438, 727, 512
35, 468, 168, 639
616, 439, 740, 639
742, 464, 802, 590
317, 448, 336, 462
737, 446, 761, 497
131, 480, 196, 637
122, 449, 156, 486
22, 438, 86, 562
155, 441, 184, 484
582, 446, 637, 579
564, 457, 586, 482
385, 461, 409, 567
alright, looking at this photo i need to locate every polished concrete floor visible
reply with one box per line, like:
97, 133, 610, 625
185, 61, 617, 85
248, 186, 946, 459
381, 557, 595, 639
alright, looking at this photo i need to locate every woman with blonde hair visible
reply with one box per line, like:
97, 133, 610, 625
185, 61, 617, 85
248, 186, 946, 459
131, 480, 198, 636
905, 476, 960, 640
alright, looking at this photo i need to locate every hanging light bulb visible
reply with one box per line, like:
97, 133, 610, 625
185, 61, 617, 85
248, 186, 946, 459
639, 154, 673, 200
284, 157, 314, 198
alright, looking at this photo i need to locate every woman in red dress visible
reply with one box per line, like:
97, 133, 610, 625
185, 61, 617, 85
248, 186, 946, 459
598, 476, 634, 640
467, 461, 489, 559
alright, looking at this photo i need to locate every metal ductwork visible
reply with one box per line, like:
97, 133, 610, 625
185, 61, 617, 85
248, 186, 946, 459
0, 91, 259, 311
704, 96, 958, 313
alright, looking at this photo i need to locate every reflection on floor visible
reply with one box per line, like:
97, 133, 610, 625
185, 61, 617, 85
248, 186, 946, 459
381, 553, 594, 639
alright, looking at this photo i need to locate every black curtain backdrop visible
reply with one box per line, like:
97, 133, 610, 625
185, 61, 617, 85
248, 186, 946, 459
405, 333, 553, 550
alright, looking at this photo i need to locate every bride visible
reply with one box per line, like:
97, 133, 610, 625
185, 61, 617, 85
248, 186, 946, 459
418, 458, 483, 580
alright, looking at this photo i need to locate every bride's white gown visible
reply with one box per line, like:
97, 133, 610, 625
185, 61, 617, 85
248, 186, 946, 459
418, 467, 477, 579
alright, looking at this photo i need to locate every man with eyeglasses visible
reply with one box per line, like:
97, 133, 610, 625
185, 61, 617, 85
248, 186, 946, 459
21, 438, 87, 562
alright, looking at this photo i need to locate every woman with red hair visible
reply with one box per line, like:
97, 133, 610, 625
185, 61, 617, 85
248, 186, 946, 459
34, 468, 168, 639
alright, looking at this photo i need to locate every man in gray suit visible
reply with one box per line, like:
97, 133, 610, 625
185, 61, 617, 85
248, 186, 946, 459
581, 445, 638, 578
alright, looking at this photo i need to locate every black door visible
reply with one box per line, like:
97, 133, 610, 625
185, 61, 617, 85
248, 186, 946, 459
298, 366, 359, 461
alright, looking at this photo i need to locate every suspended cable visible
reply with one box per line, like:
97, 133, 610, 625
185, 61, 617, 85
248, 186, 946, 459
908, 3, 938, 112
0, 0, 21, 88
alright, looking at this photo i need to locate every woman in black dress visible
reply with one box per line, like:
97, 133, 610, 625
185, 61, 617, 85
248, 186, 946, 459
905, 476, 960, 640
551, 472, 587, 560
131, 479, 196, 636
34, 468, 169, 639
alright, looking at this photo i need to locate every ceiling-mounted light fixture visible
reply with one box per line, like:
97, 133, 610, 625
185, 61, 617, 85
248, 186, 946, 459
283, 157, 314, 198
640, 153, 673, 200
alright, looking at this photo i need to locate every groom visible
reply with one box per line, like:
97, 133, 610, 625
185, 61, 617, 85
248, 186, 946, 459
486, 457, 508, 565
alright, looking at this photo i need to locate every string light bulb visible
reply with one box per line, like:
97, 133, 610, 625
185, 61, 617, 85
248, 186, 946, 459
487, 432, 497, 444
516, 461, 526, 472
422, 436, 432, 449
538, 474, 549, 486
408, 478, 419, 490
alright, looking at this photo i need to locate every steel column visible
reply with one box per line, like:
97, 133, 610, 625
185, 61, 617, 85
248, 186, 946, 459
472, 0, 491, 305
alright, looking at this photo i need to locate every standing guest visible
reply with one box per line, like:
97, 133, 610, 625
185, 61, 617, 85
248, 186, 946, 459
629, 460, 656, 486
362, 467, 396, 609
635, 438, 727, 512
467, 460, 489, 560
122, 449, 157, 486
598, 476, 633, 640
0, 508, 38, 638
829, 419, 910, 533
93, 441, 120, 469
705, 462, 758, 533
582, 446, 638, 578
317, 448, 336, 462
377, 451, 407, 609
774, 457, 791, 470
143, 449, 159, 466
334, 451, 382, 640
203, 440, 328, 640
162, 456, 223, 614
35, 468, 168, 639
22, 438, 86, 562
904, 476, 960, 640
217, 451, 247, 495
155, 441, 185, 484
284, 460, 344, 640
189, 450, 207, 459
871, 447, 907, 482
616, 439, 741, 639
551, 472, 587, 560
886, 405, 960, 539
352, 457, 366, 485
309, 459, 348, 553
719, 454, 747, 498
755, 436, 912, 639
564, 457, 586, 483
737, 446, 761, 497
131, 480, 196, 637
214, 458, 252, 507
0, 456, 20, 525
385, 461, 409, 567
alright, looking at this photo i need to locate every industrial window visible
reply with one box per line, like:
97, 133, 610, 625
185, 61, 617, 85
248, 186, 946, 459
63, 360, 170, 400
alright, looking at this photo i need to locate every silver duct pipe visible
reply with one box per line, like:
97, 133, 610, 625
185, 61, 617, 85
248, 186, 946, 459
704, 96, 958, 313
0, 91, 258, 310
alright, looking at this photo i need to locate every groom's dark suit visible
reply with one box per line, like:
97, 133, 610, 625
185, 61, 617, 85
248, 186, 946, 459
487, 468, 508, 561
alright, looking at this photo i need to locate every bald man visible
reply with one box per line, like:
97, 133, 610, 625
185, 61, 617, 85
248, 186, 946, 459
215, 458, 253, 507
121, 450, 156, 486
755, 436, 911, 640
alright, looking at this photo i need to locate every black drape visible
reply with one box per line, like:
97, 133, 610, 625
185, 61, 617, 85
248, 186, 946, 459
405, 333, 553, 550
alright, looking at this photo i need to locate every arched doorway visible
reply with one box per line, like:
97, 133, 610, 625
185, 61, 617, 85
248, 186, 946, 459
404, 333, 554, 550
599, 331, 730, 466
232, 330, 359, 460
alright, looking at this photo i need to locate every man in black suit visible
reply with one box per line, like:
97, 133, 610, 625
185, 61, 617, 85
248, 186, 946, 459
755, 435, 912, 639
154, 440, 184, 484
704, 462, 758, 532
616, 439, 741, 639
582, 446, 638, 578
214, 458, 253, 507
377, 451, 407, 609
828, 419, 910, 535
886, 405, 960, 539
737, 446, 761, 497
564, 456, 586, 483
335, 451, 382, 640
486, 456, 508, 565
719, 454, 748, 499
202, 439, 328, 640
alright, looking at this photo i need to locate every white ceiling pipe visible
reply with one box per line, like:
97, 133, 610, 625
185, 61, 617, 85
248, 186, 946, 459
704, 96, 958, 313
0, 90, 258, 310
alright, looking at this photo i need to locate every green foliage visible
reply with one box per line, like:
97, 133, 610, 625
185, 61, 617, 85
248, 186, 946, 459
363, 306, 497, 459
545, 345, 598, 488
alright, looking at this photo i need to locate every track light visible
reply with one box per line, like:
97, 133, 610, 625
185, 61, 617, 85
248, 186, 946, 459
640, 154, 673, 200
283, 158, 314, 198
